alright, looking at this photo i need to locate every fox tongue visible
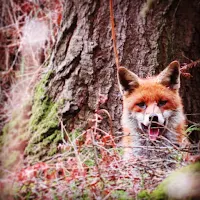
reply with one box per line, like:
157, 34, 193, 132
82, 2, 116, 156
149, 128, 160, 141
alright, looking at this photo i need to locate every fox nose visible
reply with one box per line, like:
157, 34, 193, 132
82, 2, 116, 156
149, 114, 158, 122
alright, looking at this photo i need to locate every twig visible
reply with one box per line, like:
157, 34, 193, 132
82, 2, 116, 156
98, 109, 113, 136
58, 117, 84, 172
92, 113, 105, 190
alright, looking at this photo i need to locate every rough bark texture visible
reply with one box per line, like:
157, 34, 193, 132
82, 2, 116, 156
48, 0, 122, 132
25, 0, 200, 163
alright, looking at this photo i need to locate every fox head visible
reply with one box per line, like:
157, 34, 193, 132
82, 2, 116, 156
119, 61, 185, 142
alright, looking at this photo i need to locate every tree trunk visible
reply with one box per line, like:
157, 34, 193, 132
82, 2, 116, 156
25, 0, 200, 163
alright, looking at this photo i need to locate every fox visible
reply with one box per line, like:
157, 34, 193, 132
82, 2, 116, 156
118, 61, 186, 159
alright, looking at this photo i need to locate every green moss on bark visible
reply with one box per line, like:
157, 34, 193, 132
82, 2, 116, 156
25, 72, 62, 163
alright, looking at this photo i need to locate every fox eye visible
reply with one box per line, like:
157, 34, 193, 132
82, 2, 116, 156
136, 102, 146, 109
158, 100, 168, 107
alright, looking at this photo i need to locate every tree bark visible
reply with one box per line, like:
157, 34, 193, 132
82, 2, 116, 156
25, 0, 200, 163
47, 0, 122, 131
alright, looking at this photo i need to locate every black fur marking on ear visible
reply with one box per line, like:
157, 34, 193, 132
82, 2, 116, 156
169, 65, 179, 87
118, 67, 139, 94
120, 77, 131, 92
158, 61, 180, 90
118, 68, 132, 92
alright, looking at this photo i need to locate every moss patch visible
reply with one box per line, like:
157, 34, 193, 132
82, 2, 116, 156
135, 162, 200, 200
25, 72, 62, 163
150, 162, 200, 200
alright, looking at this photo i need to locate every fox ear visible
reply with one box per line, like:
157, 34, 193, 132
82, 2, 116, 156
118, 67, 139, 95
157, 61, 180, 90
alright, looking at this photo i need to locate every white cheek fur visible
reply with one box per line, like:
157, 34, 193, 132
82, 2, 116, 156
163, 110, 173, 118
135, 112, 144, 123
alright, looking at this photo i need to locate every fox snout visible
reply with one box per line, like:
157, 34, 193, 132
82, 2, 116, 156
143, 113, 165, 127
149, 114, 158, 122
142, 104, 165, 127
140, 104, 166, 141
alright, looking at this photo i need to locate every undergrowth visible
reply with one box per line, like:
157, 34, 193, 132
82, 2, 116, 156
0, 90, 191, 199
0, 127, 183, 199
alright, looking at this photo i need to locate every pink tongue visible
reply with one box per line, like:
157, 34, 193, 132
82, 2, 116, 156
149, 128, 160, 141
